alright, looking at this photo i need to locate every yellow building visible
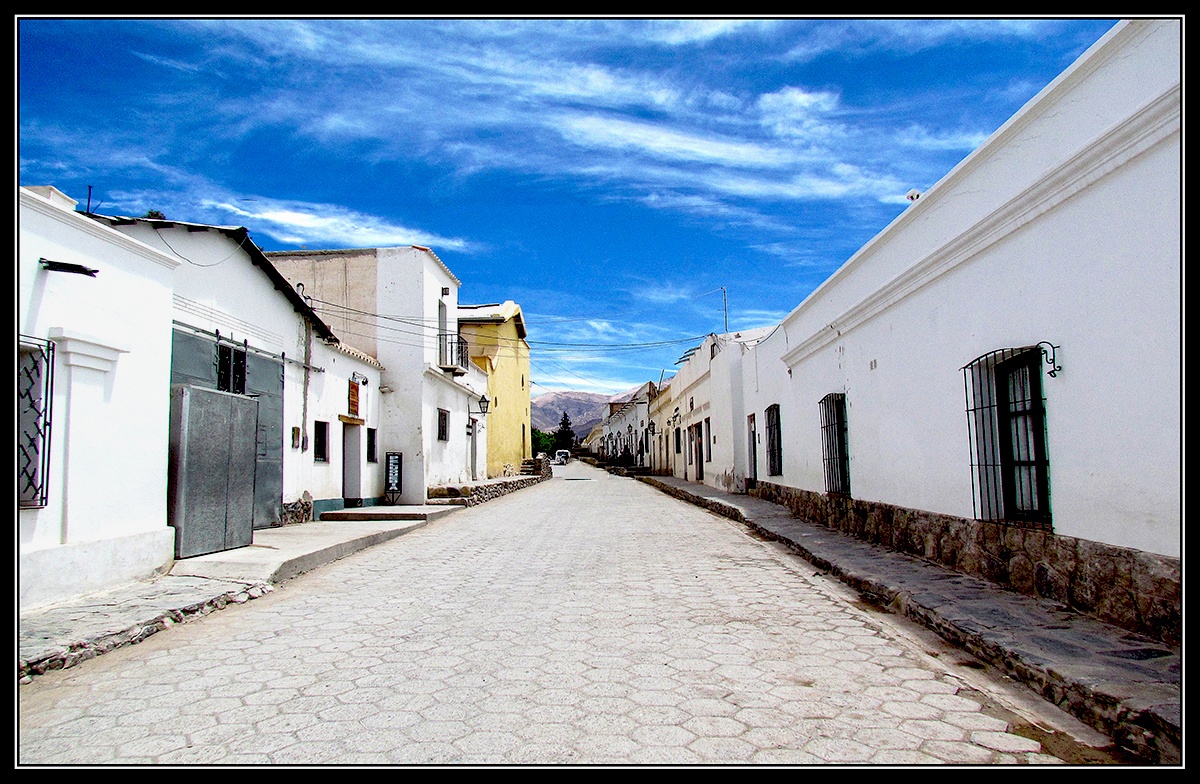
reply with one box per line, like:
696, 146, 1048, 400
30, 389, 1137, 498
459, 301, 532, 477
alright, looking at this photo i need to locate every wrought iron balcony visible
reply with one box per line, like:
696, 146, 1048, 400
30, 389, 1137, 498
438, 332, 469, 376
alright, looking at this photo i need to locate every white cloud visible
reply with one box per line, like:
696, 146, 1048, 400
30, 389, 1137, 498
757, 86, 843, 141
559, 115, 796, 168
896, 124, 989, 152
207, 199, 470, 251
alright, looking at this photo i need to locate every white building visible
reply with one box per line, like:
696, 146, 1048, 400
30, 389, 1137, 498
89, 213, 385, 529
658, 19, 1180, 641
267, 246, 489, 505
600, 381, 657, 467
19, 186, 181, 609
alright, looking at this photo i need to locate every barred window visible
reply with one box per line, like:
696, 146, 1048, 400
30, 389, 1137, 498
437, 409, 450, 442
818, 393, 850, 495
765, 404, 782, 476
18, 336, 55, 508
963, 346, 1052, 528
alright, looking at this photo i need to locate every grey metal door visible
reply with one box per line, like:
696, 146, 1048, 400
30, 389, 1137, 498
171, 329, 283, 529
168, 385, 258, 558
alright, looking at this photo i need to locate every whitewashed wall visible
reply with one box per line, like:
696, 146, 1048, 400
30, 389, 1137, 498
19, 187, 180, 609
771, 20, 1179, 557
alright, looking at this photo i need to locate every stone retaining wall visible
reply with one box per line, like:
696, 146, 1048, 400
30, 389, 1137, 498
428, 458, 552, 507
751, 481, 1180, 645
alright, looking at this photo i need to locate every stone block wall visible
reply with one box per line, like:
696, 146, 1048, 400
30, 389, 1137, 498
751, 481, 1180, 645
427, 458, 552, 507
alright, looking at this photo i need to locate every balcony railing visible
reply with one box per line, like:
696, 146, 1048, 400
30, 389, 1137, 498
438, 333, 469, 376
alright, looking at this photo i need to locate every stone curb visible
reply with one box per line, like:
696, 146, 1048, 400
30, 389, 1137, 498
18, 582, 273, 683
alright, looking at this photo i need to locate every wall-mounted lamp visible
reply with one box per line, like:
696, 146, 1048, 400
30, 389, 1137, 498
378, 385, 393, 394
477, 394, 491, 415
647, 421, 656, 435
351, 371, 369, 386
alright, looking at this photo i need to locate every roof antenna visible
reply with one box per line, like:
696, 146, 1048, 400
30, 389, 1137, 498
86, 185, 93, 213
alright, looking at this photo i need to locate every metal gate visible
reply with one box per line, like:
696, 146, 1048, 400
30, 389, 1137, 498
168, 385, 258, 558
171, 327, 284, 529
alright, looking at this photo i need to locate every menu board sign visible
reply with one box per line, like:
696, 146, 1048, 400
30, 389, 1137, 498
385, 452, 402, 493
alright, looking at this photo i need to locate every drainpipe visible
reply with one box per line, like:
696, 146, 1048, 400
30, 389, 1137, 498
299, 285, 312, 452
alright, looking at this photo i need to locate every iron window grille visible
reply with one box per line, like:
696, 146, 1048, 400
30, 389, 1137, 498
437, 409, 450, 442
765, 404, 782, 476
963, 345, 1054, 528
18, 336, 55, 509
818, 392, 851, 495
314, 421, 329, 462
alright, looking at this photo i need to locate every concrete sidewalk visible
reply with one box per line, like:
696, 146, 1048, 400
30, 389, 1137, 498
635, 474, 1181, 765
18, 506, 457, 684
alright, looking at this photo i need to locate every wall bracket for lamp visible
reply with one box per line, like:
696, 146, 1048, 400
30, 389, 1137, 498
40, 258, 98, 277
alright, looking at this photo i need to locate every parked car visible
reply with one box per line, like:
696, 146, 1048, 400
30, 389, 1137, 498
555, 450, 571, 465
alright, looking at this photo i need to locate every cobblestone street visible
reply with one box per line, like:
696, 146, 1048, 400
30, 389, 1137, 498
19, 463, 1106, 765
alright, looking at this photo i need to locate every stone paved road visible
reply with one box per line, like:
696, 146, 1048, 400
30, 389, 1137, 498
20, 462, 1095, 765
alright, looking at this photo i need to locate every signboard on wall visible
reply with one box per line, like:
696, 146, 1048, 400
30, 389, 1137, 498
384, 451, 402, 504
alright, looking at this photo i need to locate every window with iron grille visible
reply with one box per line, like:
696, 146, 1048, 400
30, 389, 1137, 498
366, 428, 378, 463
765, 404, 782, 476
704, 417, 712, 462
437, 408, 450, 442
674, 427, 681, 454
18, 336, 55, 509
818, 393, 851, 495
963, 346, 1052, 528
216, 343, 247, 394
314, 421, 329, 462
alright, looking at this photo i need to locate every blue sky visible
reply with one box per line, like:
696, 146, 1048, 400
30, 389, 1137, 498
18, 17, 1120, 395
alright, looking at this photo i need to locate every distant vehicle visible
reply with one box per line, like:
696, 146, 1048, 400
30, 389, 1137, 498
555, 450, 571, 465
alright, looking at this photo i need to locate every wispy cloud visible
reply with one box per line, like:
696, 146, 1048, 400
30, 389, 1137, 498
208, 198, 471, 251
558, 114, 796, 168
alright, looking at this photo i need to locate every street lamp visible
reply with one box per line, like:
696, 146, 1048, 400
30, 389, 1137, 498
477, 394, 490, 415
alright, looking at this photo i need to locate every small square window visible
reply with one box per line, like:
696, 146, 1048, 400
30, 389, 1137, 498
314, 421, 329, 462
437, 409, 450, 442
217, 343, 247, 395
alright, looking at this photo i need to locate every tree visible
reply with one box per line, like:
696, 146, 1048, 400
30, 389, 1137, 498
143, 209, 166, 220
531, 427, 555, 456
553, 411, 576, 451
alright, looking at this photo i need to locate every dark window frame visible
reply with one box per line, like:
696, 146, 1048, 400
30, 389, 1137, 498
963, 346, 1052, 528
437, 408, 450, 442
216, 343, 247, 395
765, 404, 782, 476
314, 420, 330, 462
366, 427, 378, 463
818, 392, 851, 495
18, 336, 55, 509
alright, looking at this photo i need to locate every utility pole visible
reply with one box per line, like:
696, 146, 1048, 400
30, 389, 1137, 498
722, 286, 728, 334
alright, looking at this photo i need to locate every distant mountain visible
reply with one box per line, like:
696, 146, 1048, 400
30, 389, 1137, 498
531, 387, 641, 436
